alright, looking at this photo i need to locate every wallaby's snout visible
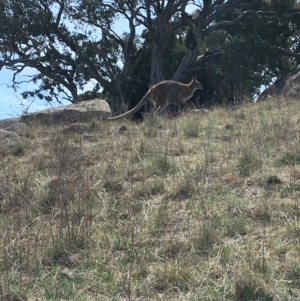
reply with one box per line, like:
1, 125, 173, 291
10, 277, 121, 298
192, 76, 203, 90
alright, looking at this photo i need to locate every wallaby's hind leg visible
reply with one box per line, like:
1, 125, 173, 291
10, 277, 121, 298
156, 95, 171, 116
156, 102, 168, 116
143, 100, 157, 119
145, 100, 156, 114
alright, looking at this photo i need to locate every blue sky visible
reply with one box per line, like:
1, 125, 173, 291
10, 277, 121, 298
0, 67, 66, 120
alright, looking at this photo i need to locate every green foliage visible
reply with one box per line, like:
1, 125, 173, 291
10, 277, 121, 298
198, 0, 300, 104
78, 89, 106, 101
0, 0, 300, 111
184, 25, 195, 49
207, 33, 292, 103
0, 0, 126, 105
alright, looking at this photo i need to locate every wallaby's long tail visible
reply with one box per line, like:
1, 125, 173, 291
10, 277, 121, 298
104, 91, 150, 121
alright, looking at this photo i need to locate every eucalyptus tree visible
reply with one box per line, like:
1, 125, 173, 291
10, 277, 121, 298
133, 0, 192, 85
208, 0, 300, 103
69, 0, 141, 113
0, 0, 87, 103
1, 0, 300, 114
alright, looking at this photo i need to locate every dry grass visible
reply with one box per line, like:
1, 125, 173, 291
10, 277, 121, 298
1, 97, 300, 300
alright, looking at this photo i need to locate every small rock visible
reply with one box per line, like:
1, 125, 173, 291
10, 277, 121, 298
60, 267, 75, 280
266, 175, 283, 185
219, 135, 233, 142
190, 109, 209, 115
63, 122, 89, 134
113, 125, 128, 135
118, 125, 128, 132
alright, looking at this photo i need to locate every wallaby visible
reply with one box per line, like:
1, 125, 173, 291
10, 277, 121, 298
105, 76, 203, 120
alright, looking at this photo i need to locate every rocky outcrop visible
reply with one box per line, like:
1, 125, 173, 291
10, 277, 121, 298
0, 117, 25, 131
21, 99, 111, 125
258, 67, 300, 100
0, 118, 27, 147
282, 71, 300, 97
0, 129, 23, 147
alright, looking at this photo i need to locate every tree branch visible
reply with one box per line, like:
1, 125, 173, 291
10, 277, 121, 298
203, 9, 300, 36
55, 0, 65, 27
274, 46, 300, 58
203, 10, 256, 36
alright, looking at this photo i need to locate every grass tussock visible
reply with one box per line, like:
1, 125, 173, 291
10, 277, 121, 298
1, 98, 300, 299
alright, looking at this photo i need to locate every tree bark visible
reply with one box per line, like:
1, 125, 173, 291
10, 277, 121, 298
109, 90, 127, 115
150, 41, 165, 85
148, 8, 176, 85
172, 27, 204, 82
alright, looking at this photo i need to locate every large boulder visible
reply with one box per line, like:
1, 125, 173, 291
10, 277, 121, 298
258, 68, 300, 100
0, 129, 22, 147
282, 71, 300, 97
0, 117, 27, 132
0, 118, 28, 149
21, 99, 111, 125
0, 117, 26, 131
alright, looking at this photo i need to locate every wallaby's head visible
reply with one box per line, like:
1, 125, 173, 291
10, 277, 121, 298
190, 76, 203, 90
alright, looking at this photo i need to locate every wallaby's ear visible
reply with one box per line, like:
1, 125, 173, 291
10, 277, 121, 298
192, 76, 197, 81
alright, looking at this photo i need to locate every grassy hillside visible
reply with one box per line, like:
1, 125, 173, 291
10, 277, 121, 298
1, 97, 300, 300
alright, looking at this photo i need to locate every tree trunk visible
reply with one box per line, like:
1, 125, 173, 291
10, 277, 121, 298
109, 79, 128, 115
172, 28, 204, 81
150, 41, 165, 85
109, 92, 127, 115
149, 14, 174, 85
70, 86, 79, 103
